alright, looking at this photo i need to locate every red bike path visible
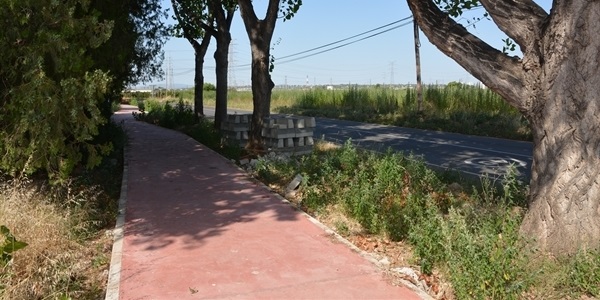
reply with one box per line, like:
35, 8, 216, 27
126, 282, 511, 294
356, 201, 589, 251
105, 106, 427, 299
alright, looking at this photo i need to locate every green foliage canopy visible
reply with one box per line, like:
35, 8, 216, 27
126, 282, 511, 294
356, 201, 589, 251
89, 0, 170, 99
0, 0, 114, 180
0, 0, 170, 180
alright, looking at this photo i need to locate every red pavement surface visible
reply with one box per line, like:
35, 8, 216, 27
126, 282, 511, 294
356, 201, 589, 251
108, 106, 425, 299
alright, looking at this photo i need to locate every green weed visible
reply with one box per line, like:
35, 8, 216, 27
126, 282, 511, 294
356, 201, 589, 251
567, 248, 600, 297
0, 226, 28, 271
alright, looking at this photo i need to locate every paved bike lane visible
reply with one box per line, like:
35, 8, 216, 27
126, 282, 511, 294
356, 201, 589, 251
106, 106, 426, 299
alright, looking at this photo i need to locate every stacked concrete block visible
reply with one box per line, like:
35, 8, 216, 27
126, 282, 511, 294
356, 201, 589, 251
221, 114, 316, 156
262, 116, 316, 155
220, 114, 251, 147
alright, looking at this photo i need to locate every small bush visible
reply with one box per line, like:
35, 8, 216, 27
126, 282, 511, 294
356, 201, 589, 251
133, 98, 199, 129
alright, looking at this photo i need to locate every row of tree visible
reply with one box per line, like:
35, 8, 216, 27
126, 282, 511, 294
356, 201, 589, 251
170, 0, 300, 150
177, 0, 600, 256
0, 0, 169, 180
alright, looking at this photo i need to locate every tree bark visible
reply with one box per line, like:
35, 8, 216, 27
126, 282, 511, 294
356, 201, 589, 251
170, 0, 212, 117
208, 1, 235, 130
238, 0, 279, 151
248, 38, 275, 150
191, 33, 211, 116
407, 0, 600, 255
519, 1, 600, 254
213, 33, 231, 129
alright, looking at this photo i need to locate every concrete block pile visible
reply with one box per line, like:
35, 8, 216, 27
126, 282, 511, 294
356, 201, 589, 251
220, 114, 316, 155
262, 116, 316, 155
220, 114, 251, 147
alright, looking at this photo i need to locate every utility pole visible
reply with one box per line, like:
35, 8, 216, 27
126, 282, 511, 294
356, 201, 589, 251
414, 21, 424, 113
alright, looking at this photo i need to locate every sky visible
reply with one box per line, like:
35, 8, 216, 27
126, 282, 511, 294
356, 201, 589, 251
151, 0, 553, 89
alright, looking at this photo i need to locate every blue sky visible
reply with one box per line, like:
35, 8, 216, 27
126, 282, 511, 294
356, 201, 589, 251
154, 0, 552, 88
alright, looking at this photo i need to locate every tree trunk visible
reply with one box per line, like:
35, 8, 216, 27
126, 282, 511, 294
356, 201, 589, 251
237, 0, 279, 152
213, 33, 231, 129
406, 0, 600, 254
193, 53, 204, 116
191, 33, 211, 117
519, 3, 600, 254
248, 39, 274, 150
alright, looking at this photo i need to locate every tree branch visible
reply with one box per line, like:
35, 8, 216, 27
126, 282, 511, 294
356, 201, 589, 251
479, 0, 548, 52
237, 0, 258, 30
198, 21, 217, 37
264, 0, 280, 32
407, 0, 526, 110
225, 6, 235, 30
209, 0, 226, 29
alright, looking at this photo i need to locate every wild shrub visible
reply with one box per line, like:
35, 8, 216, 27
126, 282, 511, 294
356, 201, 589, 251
406, 194, 445, 274
341, 86, 369, 111
256, 141, 452, 242
406, 168, 531, 299
442, 206, 528, 300
133, 98, 198, 129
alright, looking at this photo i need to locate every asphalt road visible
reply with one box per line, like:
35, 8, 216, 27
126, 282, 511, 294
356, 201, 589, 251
205, 107, 533, 180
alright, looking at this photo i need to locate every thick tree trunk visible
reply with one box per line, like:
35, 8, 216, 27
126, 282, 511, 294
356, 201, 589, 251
407, 0, 600, 254
213, 34, 231, 129
519, 3, 600, 254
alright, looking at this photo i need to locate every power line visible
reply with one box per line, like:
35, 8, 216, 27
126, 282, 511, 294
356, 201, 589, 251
275, 19, 413, 65
170, 6, 488, 79
171, 15, 414, 76
276, 16, 413, 61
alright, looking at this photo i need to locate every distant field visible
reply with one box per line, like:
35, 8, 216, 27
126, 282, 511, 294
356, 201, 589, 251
133, 83, 530, 140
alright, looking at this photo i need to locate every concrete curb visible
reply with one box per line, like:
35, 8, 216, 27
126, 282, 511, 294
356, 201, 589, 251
104, 125, 129, 300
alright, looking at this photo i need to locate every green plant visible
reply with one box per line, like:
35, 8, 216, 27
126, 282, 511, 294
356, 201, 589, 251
203, 83, 216, 91
406, 167, 531, 299
568, 248, 600, 297
334, 220, 350, 236
406, 195, 445, 275
0, 226, 28, 267
441, 206, 529, 300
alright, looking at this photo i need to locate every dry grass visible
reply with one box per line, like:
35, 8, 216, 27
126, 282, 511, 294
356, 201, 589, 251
0, 180, 112, 300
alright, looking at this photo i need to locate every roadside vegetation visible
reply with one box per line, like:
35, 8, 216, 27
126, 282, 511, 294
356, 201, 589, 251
0, 122, 125, 299
132, 101, 600, 299
133, 82, 531, 141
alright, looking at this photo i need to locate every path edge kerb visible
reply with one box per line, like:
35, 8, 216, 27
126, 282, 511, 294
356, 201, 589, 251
104, 122, 130, 300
